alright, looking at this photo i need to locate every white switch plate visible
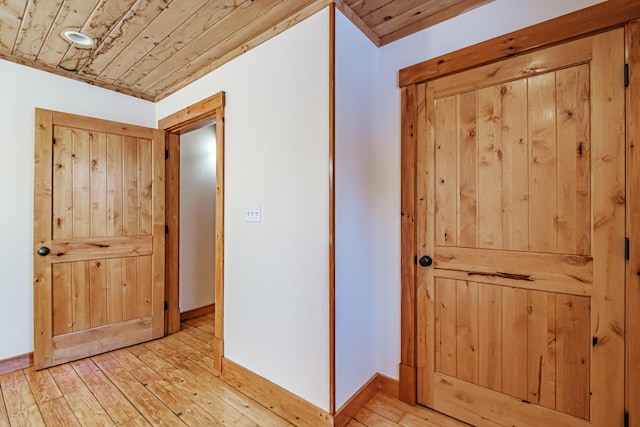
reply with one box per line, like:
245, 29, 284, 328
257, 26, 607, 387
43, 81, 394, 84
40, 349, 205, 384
245, 205, 261, 223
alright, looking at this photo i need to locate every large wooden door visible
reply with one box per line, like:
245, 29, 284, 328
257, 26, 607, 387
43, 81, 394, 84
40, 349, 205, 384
416, 29, 625, 426
33, 109, 165, 369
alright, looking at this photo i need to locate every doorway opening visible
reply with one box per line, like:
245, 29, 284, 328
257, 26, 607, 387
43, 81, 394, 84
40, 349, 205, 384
178, 124, 216, 320
160, 92, 225, 371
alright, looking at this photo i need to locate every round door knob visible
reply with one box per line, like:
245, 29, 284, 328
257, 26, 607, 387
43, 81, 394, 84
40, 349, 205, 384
419, 255, 433, 267
37, 247, 50, 256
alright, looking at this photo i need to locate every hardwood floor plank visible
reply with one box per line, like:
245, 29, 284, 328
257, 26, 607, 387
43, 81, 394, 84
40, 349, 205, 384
24, 368, 80, 427
109, 349, 242, 427
0, 370, 46, 427
354, 407, 399, 427
398, 411, 443, 427
23, 367, 62, 404
70, 358, 144, 425
48, 364, 115, 426
171, 329, 214, 355
183, 317, 216, 335
369, 393, 470, 427
90, 353, 186, 426
365, 393, 405, 422
118, 415, 153, 427
36, 396, 81, 427
140, 340, 294, 427
0, 314, 468, 427
0, 386, 9, 425
161, 334, 215, 372
122, 346, 264, 426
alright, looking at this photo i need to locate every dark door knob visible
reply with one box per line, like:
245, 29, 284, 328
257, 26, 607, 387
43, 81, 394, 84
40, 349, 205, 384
37, 247, 50, 256
419, 255, 433, 267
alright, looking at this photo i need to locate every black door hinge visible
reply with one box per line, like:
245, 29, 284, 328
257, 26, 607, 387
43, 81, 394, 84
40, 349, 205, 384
625, 237, 630, 260
414, 256, 417, 265
165, 225, 169, 235
625, 64, 629, 87
625, 411, 629, 427
164, 301, 168, 310
165, 149, 169, 159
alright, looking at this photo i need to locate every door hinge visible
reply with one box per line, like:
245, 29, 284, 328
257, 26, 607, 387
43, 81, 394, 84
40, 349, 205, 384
164, 301, 168, 311
625, 237, 630, 260
165, 225, 169, 235
625, 411, 629, 427
414, 255, 417, 265
625, 64, 629, 87
165, 149, 169, 159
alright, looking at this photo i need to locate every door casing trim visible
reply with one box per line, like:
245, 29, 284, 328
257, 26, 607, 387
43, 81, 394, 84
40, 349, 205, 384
159, 92, 226, 371
399, 2, 640, 415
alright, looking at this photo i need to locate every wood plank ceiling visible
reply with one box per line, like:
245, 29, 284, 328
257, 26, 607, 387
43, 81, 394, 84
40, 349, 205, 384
0, 0, 494, 101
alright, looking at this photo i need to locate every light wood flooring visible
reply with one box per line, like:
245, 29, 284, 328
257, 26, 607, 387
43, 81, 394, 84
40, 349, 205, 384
0, 314, 465, 426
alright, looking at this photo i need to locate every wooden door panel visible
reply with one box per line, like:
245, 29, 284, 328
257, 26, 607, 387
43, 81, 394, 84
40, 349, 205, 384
433, 279, 590, 418
433, 65, 591, 255
418, 28, 625, 426
72, 130, 91, 239
34, 110, 164, 370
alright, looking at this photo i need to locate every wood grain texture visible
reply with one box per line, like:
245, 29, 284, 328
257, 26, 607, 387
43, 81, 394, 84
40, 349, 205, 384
415, 82, 435, 408
158, 92, 225, 132
159, 92, 225, 372
626, 18, 640, 425
0, 353, 33, 376
589, 28, 626, 426
4, 315, 462, 427
221, 357, 333, 427
213, 105, 225, 372
0, 0, 506, 100
34, 108, 54, 370
164, 133, 180, 334
399, 0, 640, 87
35, 110, 164, 370
434, 374, 590, 427
410, 28, 625, 426
50, 235, 153, 263
399, 84, 417, 405
334, 374, 399, 427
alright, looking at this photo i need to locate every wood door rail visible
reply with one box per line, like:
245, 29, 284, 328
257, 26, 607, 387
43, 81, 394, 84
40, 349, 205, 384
467, 271, 533, 281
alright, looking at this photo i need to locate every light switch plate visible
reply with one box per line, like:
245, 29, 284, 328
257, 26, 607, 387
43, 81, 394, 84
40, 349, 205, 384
245, 205, 261, 223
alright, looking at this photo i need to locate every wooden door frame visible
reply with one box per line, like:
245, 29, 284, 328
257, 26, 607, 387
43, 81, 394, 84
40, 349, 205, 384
159, 92, 226, 371
398, 2, 640, 418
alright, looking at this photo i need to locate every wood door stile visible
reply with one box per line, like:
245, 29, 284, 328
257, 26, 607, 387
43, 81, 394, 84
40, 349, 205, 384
34, 109, 165, 370
407, 29, 626, 426
627, 18, 640, 427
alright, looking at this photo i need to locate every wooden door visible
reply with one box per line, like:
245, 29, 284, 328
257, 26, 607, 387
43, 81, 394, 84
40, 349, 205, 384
33, 109, 165, 370
415, 29, 625, 426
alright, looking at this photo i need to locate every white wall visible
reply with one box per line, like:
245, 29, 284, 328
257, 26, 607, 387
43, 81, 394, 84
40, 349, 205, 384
157, 9, 330, 411
0, 0, 606, 410
0, 60, 155, 360
334, 10, 379, 410
179, 125, 217, 313
373, 0, 606, 379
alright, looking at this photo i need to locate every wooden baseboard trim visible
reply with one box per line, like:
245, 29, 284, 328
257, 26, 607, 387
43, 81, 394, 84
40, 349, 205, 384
180, 304, 215, 322
0, 352, 33, 375
334, 373, 400, 427
220, 357, 332, 427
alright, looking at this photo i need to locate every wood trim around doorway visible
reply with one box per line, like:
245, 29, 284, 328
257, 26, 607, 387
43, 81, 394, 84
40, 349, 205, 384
399, 4, 640, 408
159, 92, 226, 371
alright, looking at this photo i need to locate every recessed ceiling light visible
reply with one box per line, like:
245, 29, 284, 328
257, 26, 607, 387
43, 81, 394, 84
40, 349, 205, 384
61, 30, 95, 48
